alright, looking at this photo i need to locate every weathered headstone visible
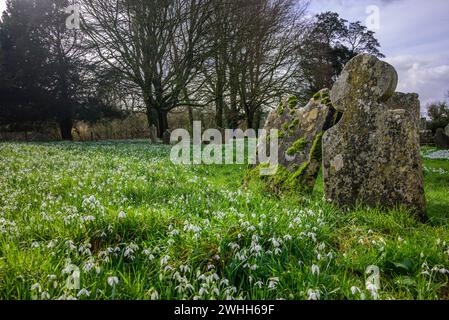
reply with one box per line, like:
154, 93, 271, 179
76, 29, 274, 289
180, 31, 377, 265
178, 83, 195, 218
323, 54, 426, 218
163, 129, 172, 145
247, 89, 339, 195
445, 124, 449, 138
435, 128, 449, 149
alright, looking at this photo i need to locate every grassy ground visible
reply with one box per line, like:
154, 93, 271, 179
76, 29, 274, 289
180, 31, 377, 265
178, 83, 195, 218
0, 141, 448, 300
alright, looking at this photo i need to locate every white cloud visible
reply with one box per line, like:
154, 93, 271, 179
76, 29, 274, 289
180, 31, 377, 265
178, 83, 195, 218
0, 0, 5, 15
385, 55, 449, 108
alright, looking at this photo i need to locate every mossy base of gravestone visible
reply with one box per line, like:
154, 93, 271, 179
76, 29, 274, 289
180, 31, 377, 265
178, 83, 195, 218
245, 89, 340, 196
435, 128, 449, 149
323, 54, 426, 219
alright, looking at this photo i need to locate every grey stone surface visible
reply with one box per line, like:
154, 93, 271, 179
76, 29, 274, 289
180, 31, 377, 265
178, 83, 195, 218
323, 54, 426, 218
445, 124, 449, 138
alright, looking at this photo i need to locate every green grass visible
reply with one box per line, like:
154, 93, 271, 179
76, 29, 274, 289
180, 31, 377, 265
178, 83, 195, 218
0, 141, 448, 300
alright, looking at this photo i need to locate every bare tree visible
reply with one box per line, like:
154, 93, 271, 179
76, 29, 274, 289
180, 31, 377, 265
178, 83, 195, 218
80, 0, 212, 139
201, 0, 308, 130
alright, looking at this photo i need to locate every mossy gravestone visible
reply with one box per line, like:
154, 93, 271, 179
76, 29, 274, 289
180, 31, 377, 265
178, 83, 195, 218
323, 54, 426, 218
247, 89, 339, 195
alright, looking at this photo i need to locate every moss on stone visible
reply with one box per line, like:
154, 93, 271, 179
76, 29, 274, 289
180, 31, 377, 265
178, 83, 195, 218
244, 114, 326, 196
288, 96, 299, 109
286, 137, 307, 156
313, 92, 321, 101
277, 102, 285, 116
288, 119, 300, 131
309, 131, 324, 161
287, 161, 310, 187
281, 123, 289, 132
244, 163, 291, 195
277, 130, 285, 139
321, 97, 331, 106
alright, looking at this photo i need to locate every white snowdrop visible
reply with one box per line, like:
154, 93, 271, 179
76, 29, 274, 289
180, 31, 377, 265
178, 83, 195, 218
118, 211, 127, 219
307, 289, 321, 300
311, 264, 320, 275
107, 276, 119, 287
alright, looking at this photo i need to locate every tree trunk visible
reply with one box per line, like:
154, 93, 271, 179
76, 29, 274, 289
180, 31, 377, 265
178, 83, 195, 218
246, 110, 255, 130
254, 109, 263, 130
143, 95, 159, 143
188, 106, 194, 133
59, 117, 73, 141
227, 65, 242, 129
215, 98, 224, 129
157, 110, 169, 138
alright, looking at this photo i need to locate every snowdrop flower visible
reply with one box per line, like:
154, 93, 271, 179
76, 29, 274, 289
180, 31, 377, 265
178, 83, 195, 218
77, 289, 91, 297
311, 264, 320, 275
283, 234, 292, 241
31, 283, 42, 293
220, 279, 230, 286
118, 211, 126, 219
107, 276, 119, 287
366, 283, 379, 299
271, 238, 280, 247
83, 261, 95, 272
351, 286, 361, 295
179, 265, 190, 273
199, 287, 208, 296
41, 291, 51, 300
268, 278, 279, 290
149, 289, 159, 300
160, 255, 170, 266
307, 289, 321, 300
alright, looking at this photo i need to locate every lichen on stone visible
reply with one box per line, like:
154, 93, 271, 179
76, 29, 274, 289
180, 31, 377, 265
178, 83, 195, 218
323, 53, 426, 219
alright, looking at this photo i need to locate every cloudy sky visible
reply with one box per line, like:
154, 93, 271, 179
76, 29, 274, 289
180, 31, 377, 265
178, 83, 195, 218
311, 0, 449, 113
1, 0, 448, 113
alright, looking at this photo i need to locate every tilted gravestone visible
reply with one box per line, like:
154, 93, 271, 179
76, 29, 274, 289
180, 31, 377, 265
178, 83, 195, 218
247, 89, 340, 195
435, 128, 449, 149
163, 129, 172, 145
322, 54, 426, 218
